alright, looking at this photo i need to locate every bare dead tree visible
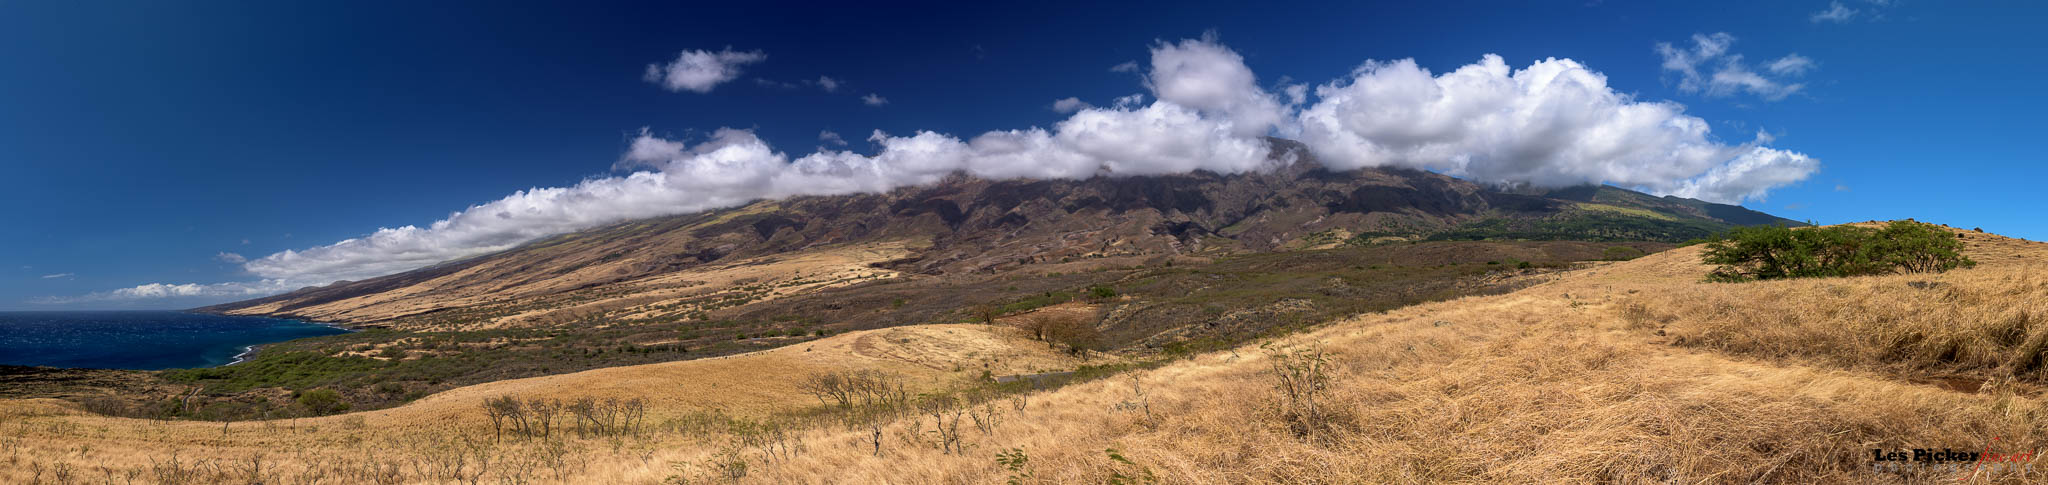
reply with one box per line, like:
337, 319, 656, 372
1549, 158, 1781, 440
732, 419, 802, 465
1112, 375, 1155, 428
972, 303, 1001, 325
968, 392, 1004, 435
622, 398, 647, 437
797, 372, 853, 407
845, 404, 894, 457
483, 396, 521, 442
920, 394, 968, 455
848, 370, 908, 409
525, 398, 561, 439
835, 370, 910, 456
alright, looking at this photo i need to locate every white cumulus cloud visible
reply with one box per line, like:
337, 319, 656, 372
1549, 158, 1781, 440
643, 48, 767, 93
1143, 36, 1289, 137
215, 252, 246, 264
1664, 145, 1820, 203
1296, 54, 1815, 200
861, 93, 889, 106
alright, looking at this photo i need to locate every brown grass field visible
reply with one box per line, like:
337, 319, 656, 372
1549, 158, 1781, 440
4, 222, 2046, 484
221, 240, 914, 330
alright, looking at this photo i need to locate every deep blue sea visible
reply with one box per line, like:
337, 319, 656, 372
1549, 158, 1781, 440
0, 311, 350, 370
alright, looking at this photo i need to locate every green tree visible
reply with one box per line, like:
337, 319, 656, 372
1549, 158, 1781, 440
1701, 221, 1974, 282
1871, 220, 1977, 273
296, 388, 350, 416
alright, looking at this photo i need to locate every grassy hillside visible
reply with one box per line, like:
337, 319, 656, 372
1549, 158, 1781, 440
132, 161, 1796, 419
4, 222, 2043, 483
61, 240, 1649, 417
198, 149, 1795, 331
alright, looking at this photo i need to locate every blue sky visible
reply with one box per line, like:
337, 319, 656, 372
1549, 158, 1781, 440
2, 0, 2042, 310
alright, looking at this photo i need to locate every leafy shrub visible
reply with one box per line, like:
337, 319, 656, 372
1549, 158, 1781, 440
1701, 221, 1975, 282
1014, 312, 1101, 356
295, 388, 349, 416
996, 448, 1032, 484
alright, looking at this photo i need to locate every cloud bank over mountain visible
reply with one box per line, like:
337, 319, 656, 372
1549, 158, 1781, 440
82, 37, 1816, 301
1300, 54, 1815, 201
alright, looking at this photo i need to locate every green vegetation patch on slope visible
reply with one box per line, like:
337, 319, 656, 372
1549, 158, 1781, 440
1349, 211, 1729, 244
1096, 240, 1668, 347
63, 240, 1660, 422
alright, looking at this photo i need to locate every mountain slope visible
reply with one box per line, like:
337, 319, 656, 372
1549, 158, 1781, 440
18, 225, 2044, 484
200, 139, 1797, 326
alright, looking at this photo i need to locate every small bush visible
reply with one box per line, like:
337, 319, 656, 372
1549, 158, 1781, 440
996, 448, 1033, 484
1617, 300, 1661, 330
1015, 314, 1056, 342
1701, 221, 1975, 282
295, 389, 349, 416
1266, 344, 1334, 440
79, 395, 130, 416
971, 303, 1001, 325
1016, 312, 1101, 356
1050, 320, 1102, 357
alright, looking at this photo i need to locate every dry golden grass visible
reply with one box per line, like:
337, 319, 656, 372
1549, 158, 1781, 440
225, 240, 913, 329
6, 221, 2047, 483
0, 324, 1083, 484
1606, 223, 2048, 384
1632, 258, 2048, 383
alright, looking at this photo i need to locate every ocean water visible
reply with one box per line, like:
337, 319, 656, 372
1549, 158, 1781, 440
0, 311, 349, 370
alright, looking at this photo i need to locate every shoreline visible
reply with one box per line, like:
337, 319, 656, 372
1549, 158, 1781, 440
220, 318, 357, 367
226, 345, 259, 366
